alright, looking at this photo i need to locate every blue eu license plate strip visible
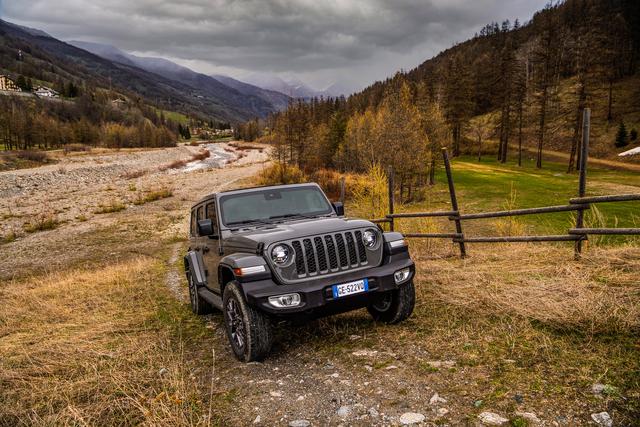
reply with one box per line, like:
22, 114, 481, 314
332, 278, 369, 299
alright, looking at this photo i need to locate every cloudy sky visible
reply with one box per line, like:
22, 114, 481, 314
0, 0, 548, 92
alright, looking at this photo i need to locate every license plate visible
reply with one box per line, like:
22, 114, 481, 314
332, 279, 369, 298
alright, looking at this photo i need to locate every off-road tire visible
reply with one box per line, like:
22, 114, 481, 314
223, 281, 273, 362
186, 270, 212, 315
367, 280, 415, 324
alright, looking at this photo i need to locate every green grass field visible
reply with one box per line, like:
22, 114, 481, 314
392, 156, 640, 245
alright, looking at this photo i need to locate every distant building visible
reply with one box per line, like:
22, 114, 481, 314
34, 86, 59, 98
0, 75, 22, 92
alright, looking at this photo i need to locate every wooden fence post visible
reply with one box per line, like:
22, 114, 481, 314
388, 166, 395, 232
575, 108, 590, 258
442, 148, 466, 257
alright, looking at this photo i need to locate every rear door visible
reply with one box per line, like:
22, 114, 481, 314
202, 201, 221, 294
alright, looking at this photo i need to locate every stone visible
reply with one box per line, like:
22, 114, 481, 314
337, 406, 351, 418
429, 393, 447, 405
591, 383, 605, 394
385, 365, 398, 370
478, 411, 509, 425
515, 411, 540, 424
253, 415, 261, 424
368, 407, 379, 417
399, 412, 425, 425
426, 360, 456, 369
436, 408, 449, 417
158, 367, 168, 376
352, 349, 378, 357
289, 420, 311, 427
591, 412, 613, 427
269, 391, 283, 398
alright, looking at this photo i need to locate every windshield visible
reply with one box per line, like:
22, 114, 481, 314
219, 186, 333, 227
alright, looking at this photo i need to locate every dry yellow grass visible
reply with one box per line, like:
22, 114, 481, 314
416, 244, 639, 335
0, 258, 222, 426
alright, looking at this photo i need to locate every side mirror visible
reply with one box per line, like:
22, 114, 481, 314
197, 219, 217, 238
332, 202, 344, 217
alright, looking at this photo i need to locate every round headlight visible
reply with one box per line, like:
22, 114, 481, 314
271, 244, 290, 264
362, 229, 377, 248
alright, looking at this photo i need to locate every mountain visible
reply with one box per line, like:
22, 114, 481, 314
68, 40, 280, 121
240, 73, 348, 99
211, 74, 290, 111
0, 20, 278, 122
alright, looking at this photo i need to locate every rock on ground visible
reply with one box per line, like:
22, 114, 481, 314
399, 412, 426, 425
591, 412, 613, 427
478, 411, 509, 425
515, 411, 540, 424
288, 420, 311, 427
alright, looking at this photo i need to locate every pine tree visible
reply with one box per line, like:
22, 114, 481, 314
615, 122, 628, 148
630, 129, 638, 143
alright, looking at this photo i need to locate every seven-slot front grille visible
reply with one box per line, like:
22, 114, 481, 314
290, 231, 369, 277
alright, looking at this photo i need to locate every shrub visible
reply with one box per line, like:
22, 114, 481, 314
23, 213, 59, 233
133, 188, 173, 205
256, 163, 306, 185
2, 230, 17, 244
308, 169, 358, 201
94, 200, 126, 214
63, 143, 92, 154
630, 128, 638, 142
16, 150, 48, 162
349, 164, 389, 221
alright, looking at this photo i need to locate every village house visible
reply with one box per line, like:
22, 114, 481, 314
34, 86, 59, 98
0, 75, 22, 92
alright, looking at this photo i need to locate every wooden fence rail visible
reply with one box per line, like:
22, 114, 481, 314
377, 108, 640, 258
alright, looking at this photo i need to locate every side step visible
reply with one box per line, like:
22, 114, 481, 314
198, 287, 223, 310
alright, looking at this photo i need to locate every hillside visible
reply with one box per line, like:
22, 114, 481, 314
0, 20, 279, 123
70, 41, 291, 115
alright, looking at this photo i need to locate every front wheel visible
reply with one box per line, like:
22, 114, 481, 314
223, 281, 273, 362
367, 280, 415, 324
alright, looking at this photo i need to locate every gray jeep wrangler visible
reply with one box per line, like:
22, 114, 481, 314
185, 183, 415, 361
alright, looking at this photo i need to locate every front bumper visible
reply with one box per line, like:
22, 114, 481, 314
240, 251, 415, 317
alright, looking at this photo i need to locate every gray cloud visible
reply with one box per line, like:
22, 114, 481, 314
1, 0, 547, 91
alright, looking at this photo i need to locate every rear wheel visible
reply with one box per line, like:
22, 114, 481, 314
367, 280, 415, 324
223, 281, 273, 362
187, 270, 212, 315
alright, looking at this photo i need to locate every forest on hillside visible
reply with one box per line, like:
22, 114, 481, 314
237, 0, 640, 183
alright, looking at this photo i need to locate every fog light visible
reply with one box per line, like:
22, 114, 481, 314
268, 293, 301, 308
394, 267, 411, 284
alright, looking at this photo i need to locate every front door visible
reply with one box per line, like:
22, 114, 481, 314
202, 201, 222, 294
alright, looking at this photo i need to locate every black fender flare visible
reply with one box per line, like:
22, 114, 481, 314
218, 253, 270, 295
184, 250, 207, 287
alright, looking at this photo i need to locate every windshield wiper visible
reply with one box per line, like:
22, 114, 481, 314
226, 219, 272, 227
268, 213, 317, 221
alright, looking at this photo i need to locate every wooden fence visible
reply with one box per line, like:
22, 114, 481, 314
368, 108, 640, 258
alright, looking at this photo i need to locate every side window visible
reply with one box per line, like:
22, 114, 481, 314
190, 210, 197, 236
206, 202, 218, 234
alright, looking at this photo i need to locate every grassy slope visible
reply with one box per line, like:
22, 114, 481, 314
389, 156, 639, 246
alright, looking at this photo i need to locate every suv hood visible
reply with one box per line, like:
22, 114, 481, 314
222, 217, 376, 250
